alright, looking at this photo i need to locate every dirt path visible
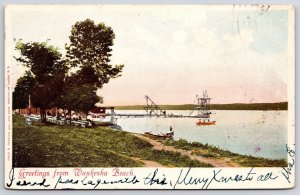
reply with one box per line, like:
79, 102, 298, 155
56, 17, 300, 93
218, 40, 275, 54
131, 157, 166, 167
134, 134, 240, 167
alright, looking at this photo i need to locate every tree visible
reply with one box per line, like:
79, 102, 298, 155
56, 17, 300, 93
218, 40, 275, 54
13, 19, 124, 123
66, 19, 124, 89
12, 71, 35, 111
58, 19, 124, 115
58, 81, 102, 116
59, 66, 103, 116
14, 41, 68, 123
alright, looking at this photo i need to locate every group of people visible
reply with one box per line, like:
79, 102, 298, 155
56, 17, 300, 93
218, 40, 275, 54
198, 119, 210, 123
67, 113, 82, 120
53, 112, 83, 121
149, 110, 167, 117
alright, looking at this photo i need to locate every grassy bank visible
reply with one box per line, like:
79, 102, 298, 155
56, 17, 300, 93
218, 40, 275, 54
115, 102, 288, 110
13, 115, 286, 167
13, 115, 211, 167
161, 139, 287, 167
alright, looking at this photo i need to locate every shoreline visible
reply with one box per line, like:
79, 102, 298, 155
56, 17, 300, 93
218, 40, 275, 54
114, 102, 288, 111
13, 115, 287, 168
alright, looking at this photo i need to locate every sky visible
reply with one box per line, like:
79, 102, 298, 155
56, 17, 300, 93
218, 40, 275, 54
6, 5, 293, 105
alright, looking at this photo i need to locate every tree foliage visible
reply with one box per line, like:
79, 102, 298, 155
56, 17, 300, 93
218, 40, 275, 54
66, 19, 124, 88
13, 19, 124, 122
59, 82, 102, 114
12, 71, 35, 110
58, 19, 124, 115
15, 41, 67, 82
14, 41, 68, 122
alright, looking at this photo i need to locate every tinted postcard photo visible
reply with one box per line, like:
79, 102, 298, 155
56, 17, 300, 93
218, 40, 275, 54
4, 4, 295, 189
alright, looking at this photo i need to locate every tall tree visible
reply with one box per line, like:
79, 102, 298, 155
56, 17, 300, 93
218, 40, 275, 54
66, 19, 124, 89
15, 41, 68, 122
12, 71, 35, 111
58, 69, 103, 117
58, 82, 102, 116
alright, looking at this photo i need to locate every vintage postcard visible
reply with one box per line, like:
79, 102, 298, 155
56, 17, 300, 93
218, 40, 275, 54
5, 4, 295, 189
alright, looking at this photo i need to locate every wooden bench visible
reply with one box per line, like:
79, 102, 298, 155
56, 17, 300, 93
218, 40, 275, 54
27, 115, 92, 128
46, 116, 57, 123
56, 120, 65, 125
26, 115, 41, 122
71, 120, 89, 128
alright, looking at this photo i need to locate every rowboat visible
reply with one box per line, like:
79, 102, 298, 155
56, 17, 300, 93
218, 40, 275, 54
196, 120, 216, 126
144, 131, 174, 139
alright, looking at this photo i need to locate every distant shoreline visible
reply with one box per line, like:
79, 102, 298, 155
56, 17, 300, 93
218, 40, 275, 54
114, 102, 288, 110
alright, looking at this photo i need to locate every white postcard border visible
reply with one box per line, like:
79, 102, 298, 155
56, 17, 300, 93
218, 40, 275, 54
4, 4, 296, 190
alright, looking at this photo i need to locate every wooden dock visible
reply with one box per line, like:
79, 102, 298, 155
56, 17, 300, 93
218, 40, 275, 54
110, 113, 210, 118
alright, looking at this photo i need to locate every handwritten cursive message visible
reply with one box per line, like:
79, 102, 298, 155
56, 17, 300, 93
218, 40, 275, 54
6, 166, 287, 189
145, 167, 278, 189
6, 168, 50, 188
281, 144, 295, 183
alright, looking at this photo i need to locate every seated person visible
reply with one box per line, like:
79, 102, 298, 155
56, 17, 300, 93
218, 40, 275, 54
166, 126, 174, 136
87, 114, 92, 121
72, 113, 79, 120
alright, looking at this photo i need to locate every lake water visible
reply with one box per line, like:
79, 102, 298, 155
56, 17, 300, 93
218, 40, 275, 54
114, 110, 287, 160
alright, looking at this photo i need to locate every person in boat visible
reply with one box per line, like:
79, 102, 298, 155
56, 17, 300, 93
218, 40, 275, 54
166, 126, 174, 136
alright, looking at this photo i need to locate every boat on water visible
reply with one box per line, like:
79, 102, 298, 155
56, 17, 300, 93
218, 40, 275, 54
144, 131, 174, 139
196, 120, 216, 126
